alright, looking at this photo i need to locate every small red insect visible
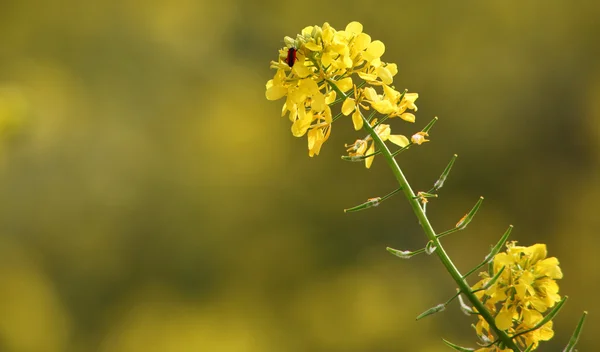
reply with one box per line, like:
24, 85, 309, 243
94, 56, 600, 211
286, 47, 297, 68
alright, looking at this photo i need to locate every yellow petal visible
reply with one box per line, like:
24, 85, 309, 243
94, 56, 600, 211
365, 143, 375, 168
310, 124, 330, 157
325, 90, 337, 104
514, 280, 527, 300
322, 52, 334, 67
265, 84, 288, 100
287, 102, 297, 122
403, 92, 419, 110
376, 124, 391, 140
312, 92, 326, 112
345, 21, 363, 35
301, 26, 314, 36
322, 23, 334, 43
536, 257, 563, 279
494, 253, 513, 271
300, 78, 319, 94
330, 39, 349, 55
383, 84, 400, 101
363, 87, 379, 101
353, 33, 371, 52
342, 55, 353, 68
323, 106, 332, 123
400, 113, 415, 123
376, 66, 393, 85
293, 62, 311, 78
341, 97, 356, 115
495, 308, 513, 330
307, 129, 316, 150
352, 109, 363, 130
535, 321, 554, 341
528, 243, 548, 263
357, 72, 378, 82
291, 110, 312, 137
388, 134, 409, 147
372, 100, 395, 114
364, 40, 385, 60
337, 77, 353, 92
386, 63, 398, 77
289, 88, 307, 104
305, 42, 322, 51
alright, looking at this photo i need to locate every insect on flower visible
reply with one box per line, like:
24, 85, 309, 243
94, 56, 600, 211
286, 46, 298, 68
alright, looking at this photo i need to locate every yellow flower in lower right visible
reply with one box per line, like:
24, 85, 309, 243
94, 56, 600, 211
471, 242, 563, 350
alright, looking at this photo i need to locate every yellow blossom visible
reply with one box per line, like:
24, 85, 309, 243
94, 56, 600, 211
345, 119, 409, 168
307, 107, 332, 157
511, 310, 554, 350
472, 242, 563, 350
492, 242, 563, 311
341, 85, 373, 130
267, 21, 418, 156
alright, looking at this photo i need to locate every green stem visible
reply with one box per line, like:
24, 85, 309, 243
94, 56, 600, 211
360, 112, 521, 352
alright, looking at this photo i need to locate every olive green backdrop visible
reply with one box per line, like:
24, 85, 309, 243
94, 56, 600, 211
0, 1, 598, 351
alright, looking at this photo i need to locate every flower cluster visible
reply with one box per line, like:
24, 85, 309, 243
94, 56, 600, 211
472, 242, 563, 351
265, 21, 419, 166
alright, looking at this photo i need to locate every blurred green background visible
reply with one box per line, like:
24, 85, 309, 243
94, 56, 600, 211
0, 1, 598, 351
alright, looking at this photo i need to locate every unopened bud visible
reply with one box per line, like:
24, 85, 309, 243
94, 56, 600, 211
283, 36, 295, 47
311, 26, 323, 42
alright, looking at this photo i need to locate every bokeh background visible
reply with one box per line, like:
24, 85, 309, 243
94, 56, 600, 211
0, 1, 598, 351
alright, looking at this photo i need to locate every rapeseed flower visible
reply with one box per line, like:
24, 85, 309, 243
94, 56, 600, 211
266, 21, 418, 161
471, 242, 563, 350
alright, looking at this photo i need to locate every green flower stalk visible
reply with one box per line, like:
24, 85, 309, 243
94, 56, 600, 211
266, 21, 586, 352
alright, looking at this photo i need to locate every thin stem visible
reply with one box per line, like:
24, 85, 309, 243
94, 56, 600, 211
391, 143, 412, 157
436, 227, 461, 239
331, 111, 344, 123
366, 109, 377, 123
380, 187, 403, 202
360, 112, 520, 351
444, 289, 462, 306
373, 115, 389, 127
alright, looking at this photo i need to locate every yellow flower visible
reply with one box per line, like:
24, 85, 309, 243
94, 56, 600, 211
341, 85, 377, 130
265, 69, 289, 101
290, 106, 313, 137
360, 84, 418, 120
471, 242, 563, 350
495, 303, 517, 330
387, 89, 418, 120
345, 119, 409, 168
307, 107, 332, 157
492, 242, 563, 311
511, 309, 554, 350
358, 61, 396, 85
267, 21, 418, 158
341, 95, 364, 131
